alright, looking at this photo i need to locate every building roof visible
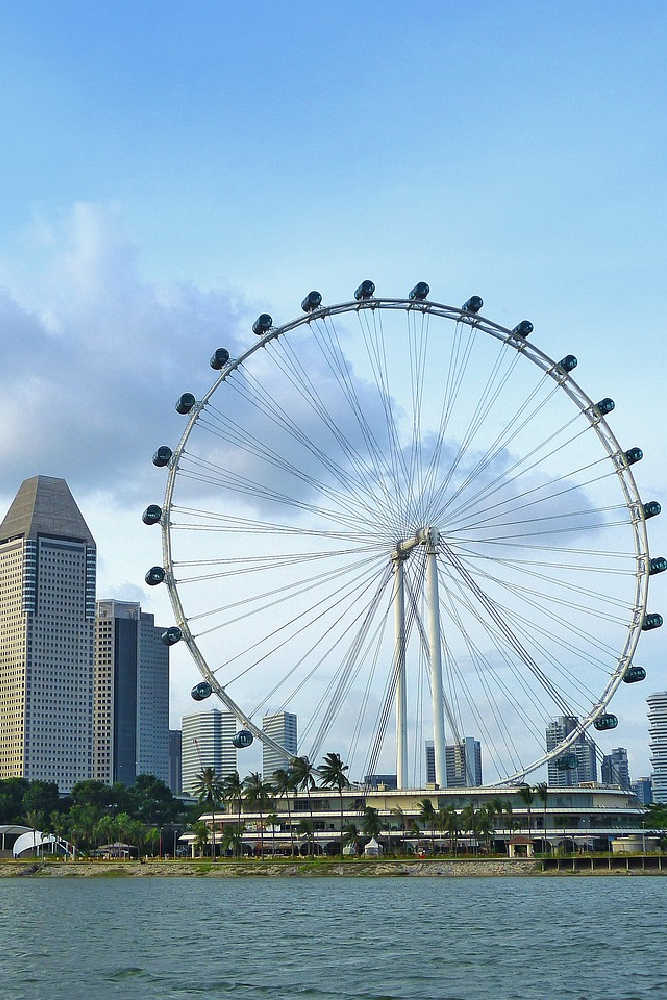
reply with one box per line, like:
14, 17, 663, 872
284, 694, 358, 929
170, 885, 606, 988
0, 476, 94, 545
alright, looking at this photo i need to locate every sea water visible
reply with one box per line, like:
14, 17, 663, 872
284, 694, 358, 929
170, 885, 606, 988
1, 876, 664, 999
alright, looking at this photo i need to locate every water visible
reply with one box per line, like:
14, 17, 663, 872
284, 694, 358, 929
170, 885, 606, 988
1, 876, 665, 999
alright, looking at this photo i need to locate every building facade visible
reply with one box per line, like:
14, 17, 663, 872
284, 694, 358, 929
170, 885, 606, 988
0, 476, 96, 792
181, 709, 237, 796
93, 600, 169, 786
601, 748, 630, 789
169, 729, 183, 796
647, 692, 667, 803
630, 776, 653, 806
425, 737, 482, 787
546, 716, 598, 786
262, 711, 297, 779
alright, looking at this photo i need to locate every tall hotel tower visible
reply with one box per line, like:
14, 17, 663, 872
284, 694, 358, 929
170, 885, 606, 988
647, 692, 667, 804
0, 477, 96, 792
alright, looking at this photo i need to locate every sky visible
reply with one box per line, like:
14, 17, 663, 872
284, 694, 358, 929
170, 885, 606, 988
1, 0, 666, 780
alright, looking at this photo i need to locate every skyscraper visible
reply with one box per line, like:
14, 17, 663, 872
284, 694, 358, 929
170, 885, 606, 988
445, 737, 483, 787
601, 747, 630, 789
169, 729, 183, 796
181, 708, 237, 796
647, 692, 667, 804
425, 740, 436, 784
262, 711, 297, 778
0, 476, 96, 792
630, 776, 653, 805
93, 600, 170, 786
546, 716, 598, 786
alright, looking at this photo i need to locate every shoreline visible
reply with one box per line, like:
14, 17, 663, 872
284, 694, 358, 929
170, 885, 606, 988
2, 856, 665, 878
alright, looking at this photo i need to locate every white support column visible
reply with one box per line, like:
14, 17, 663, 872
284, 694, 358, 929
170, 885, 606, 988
394, 557, 408, 789
425, 530, 447, 788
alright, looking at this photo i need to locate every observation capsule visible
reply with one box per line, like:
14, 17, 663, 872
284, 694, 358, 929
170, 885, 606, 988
644, 501, 662, 519
649, 556, 667, 575
409, 282, 429, 301
354, 280, 375, 301
233, 729, 254, 749
210, 348, 230, 370
625, 447, 643, 466
555, 754, 577, 770
558, 355, 577, 372
463, 295, 483, 314
642, 613, 663, 631
595, 397, 615, 416
142, 504, 162, 526
152, 446, 172, 468
301, 291, 322, 313
161, 626, 182, 646
191, 680, 213, 701
512, 320, 533, 338
175, 393, 196, 415
145, 566, 166, 586
252, 314, 273, 335
623, 665, 647, 683
594, 713, 618, 731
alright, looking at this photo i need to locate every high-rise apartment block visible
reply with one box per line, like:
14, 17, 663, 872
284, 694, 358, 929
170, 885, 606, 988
0, 477, 96, 792
262, 711, 297, 779
425, 737, 482, 787
647, 692, 667, 803
630, 776, 653, 805
181, 709, 237, 796
546, 716, 598, 786
169, 729, 183, 796
601, 747, 630, 789
93, 600, 169, 786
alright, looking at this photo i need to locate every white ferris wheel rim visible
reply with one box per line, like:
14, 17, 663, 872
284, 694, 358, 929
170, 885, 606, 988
158, 296, 651, 786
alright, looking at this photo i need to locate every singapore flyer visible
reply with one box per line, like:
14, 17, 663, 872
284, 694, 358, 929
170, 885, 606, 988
144, 281, 663, 787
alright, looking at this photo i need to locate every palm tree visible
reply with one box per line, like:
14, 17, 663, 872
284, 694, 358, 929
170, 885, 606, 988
362, 806, 381, 846
534, 782, 549, 853
222, 771, 244, 858
390, 806, 407, 855
319, 752, 349, 856
297, 818, 315, 856
518, 784, 535, 845
273, 768, 296, 856
194, 767, 224, 858
446, 808, 460, 856
418, 799, 437, 853
266, 812, 279, 856
243, 772, 274, 858
291, 755, 319, 832
436, 807, 451, 854
503, 803, 515, 853
192, 820, 209, 858
477, 806, 494, 853
461, 804, 478, 854
342, 821, 361, 854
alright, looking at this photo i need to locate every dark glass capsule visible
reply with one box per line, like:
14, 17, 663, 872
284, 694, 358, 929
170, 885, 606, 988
354, 280, 375, 301
301, 291, 322, 313
642, 613, 663, 631
512, 320, 534, 338
152, 446, 172, 468
252, 314, 273, 335
232, 729, 254, 749
558, 355, 577, 372
161, 626, 182, 646
175, 393, 196, 415
462, 295, 483, 314
210, 348, 230, 370
142, 504, 162, 526
594, 713, 618, 731
644, 501, 662, 519
623, 665, 646, 683
145, 566, 166, 586
191, 681, 213, 701
409, 282, 429, 301
625, 447, 643, 466
595, 397, 615, 416
649, 556, 667, 575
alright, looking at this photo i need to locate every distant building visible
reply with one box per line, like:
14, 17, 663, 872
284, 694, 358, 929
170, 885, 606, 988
425, 737, 481, 787
647, 692, 667, 803
630, 776, 653, 806
93, 600, 170, 786
0, 476, 96, 792
262, 711, 297, 779
546, 716, 598, 786
425, 740, 436, 784
364, 774, 397, 790
169, 729, 183, 796
601, 748, 630, 789
181, 709, 237, 796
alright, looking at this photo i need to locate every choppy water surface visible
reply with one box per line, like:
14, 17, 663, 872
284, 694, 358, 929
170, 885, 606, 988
1, 876, 665, 999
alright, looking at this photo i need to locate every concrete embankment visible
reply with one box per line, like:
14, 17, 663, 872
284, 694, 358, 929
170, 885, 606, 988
1, 856, 665, 877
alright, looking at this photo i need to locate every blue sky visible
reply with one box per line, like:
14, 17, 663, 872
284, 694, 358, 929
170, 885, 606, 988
1, 0, 666, 775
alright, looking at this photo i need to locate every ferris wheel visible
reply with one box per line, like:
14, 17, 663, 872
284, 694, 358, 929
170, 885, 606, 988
143, 282, 664, 787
